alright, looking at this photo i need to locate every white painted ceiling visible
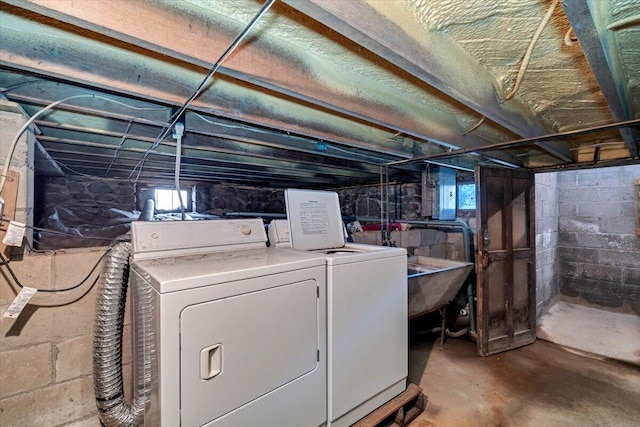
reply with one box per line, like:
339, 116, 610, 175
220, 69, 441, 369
0, 0, 638, 188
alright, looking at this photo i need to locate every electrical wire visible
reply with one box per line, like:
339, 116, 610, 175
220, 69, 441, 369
0, 246, 111, 293
1, 93, 171, 190
1, 94, 94, 193
104, 119, 133, 177
194, 112, 391, 163
129, 0, 276, 182
173, 123, 186, 220
1, 218, 127, 241
502, 0, 559, 102
462, 116, 485, 136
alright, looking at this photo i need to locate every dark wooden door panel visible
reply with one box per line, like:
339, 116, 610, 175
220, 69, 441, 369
476, 167, 536, 356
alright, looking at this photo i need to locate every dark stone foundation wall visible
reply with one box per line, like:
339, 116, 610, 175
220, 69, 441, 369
36, 178, 287, 249
195, 184, 285, 215
336, 183, 422, 220
34, 176, 136, 249
135, 183, 286, 216
35, 176, 465, 252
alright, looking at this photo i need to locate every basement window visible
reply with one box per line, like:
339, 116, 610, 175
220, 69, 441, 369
155, 188, 189, 212
457, 182, 476, 211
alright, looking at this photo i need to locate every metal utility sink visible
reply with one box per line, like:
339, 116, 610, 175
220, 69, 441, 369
407, 255, 473, 319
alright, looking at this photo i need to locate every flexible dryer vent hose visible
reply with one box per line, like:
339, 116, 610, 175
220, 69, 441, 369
93, 241, 151, 426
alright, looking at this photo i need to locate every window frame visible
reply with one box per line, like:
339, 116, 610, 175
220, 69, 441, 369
456, 181, 476, 211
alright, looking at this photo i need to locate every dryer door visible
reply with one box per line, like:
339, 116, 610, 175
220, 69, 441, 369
180, 279, 319, 427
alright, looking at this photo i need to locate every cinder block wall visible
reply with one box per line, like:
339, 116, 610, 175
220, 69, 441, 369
352, 228, 466, 261
535, 172, 560, 320
0, 248, 127, 426
557, 164, 640, 313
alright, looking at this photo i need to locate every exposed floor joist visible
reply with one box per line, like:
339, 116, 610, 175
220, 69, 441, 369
280, 0, 575, 163
562, 0, 639, 158
0, 1, 526, 168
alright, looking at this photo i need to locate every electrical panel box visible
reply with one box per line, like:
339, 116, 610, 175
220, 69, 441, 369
435, 167, 456, 220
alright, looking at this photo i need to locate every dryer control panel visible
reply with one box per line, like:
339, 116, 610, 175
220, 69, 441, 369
132, 219, 267, 260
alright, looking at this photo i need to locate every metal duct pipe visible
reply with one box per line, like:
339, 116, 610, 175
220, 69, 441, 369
93, 241, 151, 426
138, 199, 155, 222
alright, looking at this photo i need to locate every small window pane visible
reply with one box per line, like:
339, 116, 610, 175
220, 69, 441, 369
155, 189, 187, 211
457, 183, 476, 210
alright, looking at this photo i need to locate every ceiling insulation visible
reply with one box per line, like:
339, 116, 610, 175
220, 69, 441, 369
0, 0, 638, 188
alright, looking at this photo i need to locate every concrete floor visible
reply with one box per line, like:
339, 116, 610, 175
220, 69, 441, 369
538, 301, 640, 366
408, 335, 640, 427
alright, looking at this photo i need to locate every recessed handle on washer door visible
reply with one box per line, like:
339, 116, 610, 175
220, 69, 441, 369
200, 344, 222, 380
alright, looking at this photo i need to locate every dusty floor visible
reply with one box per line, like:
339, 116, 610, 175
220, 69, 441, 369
538, 301, 640, 366
407, 333, 640, 427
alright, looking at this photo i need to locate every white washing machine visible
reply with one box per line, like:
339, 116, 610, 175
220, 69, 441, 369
278, 189, 408, 426
130, 219, 327, 427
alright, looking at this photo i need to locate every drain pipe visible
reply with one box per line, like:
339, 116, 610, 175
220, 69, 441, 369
93, 241, 152, 426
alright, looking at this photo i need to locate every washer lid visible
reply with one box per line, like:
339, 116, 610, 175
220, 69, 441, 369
285, 189, 345, 250
318, 243, 407, 265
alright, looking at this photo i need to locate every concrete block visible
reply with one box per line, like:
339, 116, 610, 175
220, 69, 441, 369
537, 184, 557, 202
536, 232, 558, 251
536, 248, 555, 268
559, 247, 598, 264
0, 286, 97, 351
620, 201, 636, 218
577, 202, 621, 218
351, 231, 378, 245
558, 231, 576, 246
599, 217, 634, 234
557, 170, 577, 186
576, 168, 623, 187
1, 254, 53, 304
413, 246, 431, 256
55, 335, 93, 382
430, 244, 447, 258
559, 217, 599, 233
623, 268, 640, 286
420, 229, 446, 245
52, 248, 106, 290
542, 263, 558, 283
598, 186, 635, 202
567, 232, 640, 252
560, 277, 640, 311
0, 343, 51, 399
0, 376, 95, 427
597, 249, 640, 268
541, 200, 558, 218
537, 216, 559, 234
560, 261, 622, 283
401, 229, 422, 247
446, 243, 464, 261
535, 172, 551, 186
62, 415, 102, 427
446, 232, 464, 245
558, 187, 598, 204
558, 202, 577, 217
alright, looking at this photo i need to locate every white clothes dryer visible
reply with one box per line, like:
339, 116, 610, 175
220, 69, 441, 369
130, 219, 327, 427
279, 189, 408, 427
